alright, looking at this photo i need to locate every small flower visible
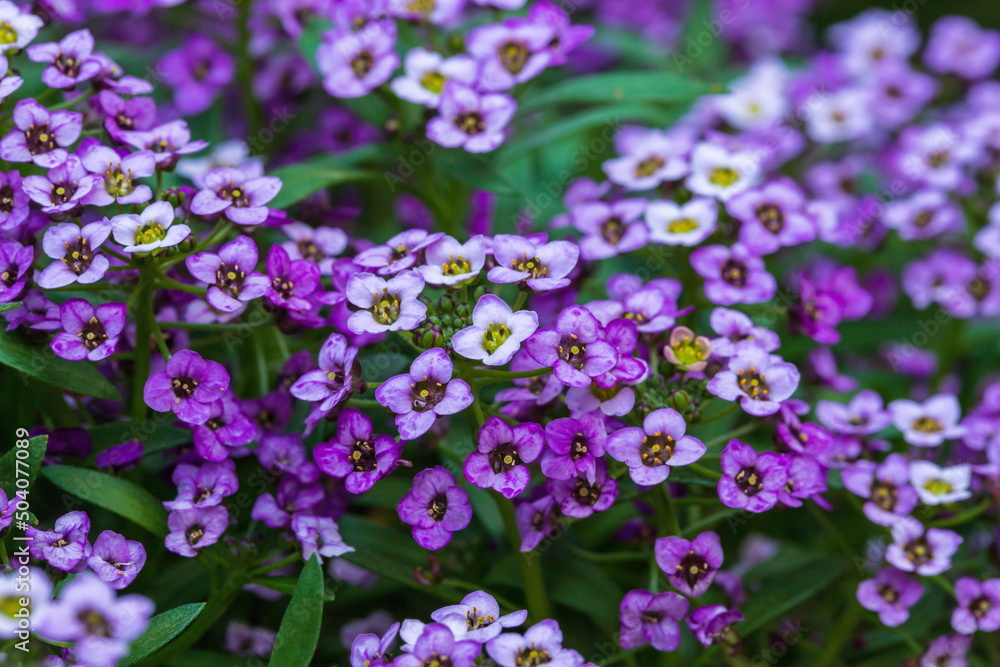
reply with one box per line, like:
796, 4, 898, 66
0, 568, 51, 639
0, 239, 32, 303
87, 530, 147, 590
707, 341, 800, 417
686, 143, 760, 201
163, 459, 238, 510
25, 511, 92, 572
485, 620, 582, 667
95, 439, 143, 473
394, 622, 481, 667
0, 98, 81, 167
190, 167, 282, 226
644, 198, 718, 247
525, 305, 619, 388
80, 144, 156, 206
280, 221, 348, 275
488, 234, 579, 291
952, 577, 1000, 634
158, 34, 234, 116
708, 307, 780, 358
663, 326, 711, 372
816, 390, 892, 436
603, 128, 689, 191
464, 416, 544, 499
431, 591, 528, 642
26, 29, 101, 89
377, 348, 474, 440
120, 119, 209, 169
350, 623, 400, 667
920, 634, 971, 667
909, 461, 972, 506
427, 82, 516, 153
22, 155, 104, 213
165, 506, 229, 557
547, 458, 618, 519
841, 454, 920, 526
418, 235, 488, 286
289, 333, 364, 428
192, 390, 259, 461
886, 518, 963, 576
451, 294, 538, 366
390, 47, 477, 108
686, 605, 744, 649
925, 15, 1000, 80
355, 229, 444, 276
717, 440, 788, 513
729, 179, 815, 255
186, 236, 271, 313
143, 349, 230, 425
606, 408, 706, 486
541, 413, 606, 483
0, 1, 43, 51
50, 298, 126, 362
467, 21, 553, 92
318, 21, 400, 99
265, 244, 322, 312
111, 201, 190, 254
571, 199, 650, 260
313, 408, 403, 494
291, 515, 354, 563
346, 270, 427, 334
619, 589, 689, 651
856, 567, 924, 627
691, 243, 777, 306
0, 169, 29, 233
889, 394, 965, 447
398, 466, 472, 550
655, 532, 723, 598
515, 494, 560, 553
258, 433, 319, 483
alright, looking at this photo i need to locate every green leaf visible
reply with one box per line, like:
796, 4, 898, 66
0, 301, 21, 313
739, 556, 848, 634
88, 422, 191, 457
429, 149, 524, 196
0, 435, 47, 494
0, 329, 120, 400
518, 72, 711, 113
269, 555, 325, 667
249, 576, 337, 601
672, 0, 726, 75
119, 603, 206, 667
297, 16, 333, 75
41, 466, 168, 537
268, 166, 381, 210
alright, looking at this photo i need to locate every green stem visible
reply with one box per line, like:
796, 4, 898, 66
246, 552, 301, 578
814, 600, 863, 667
697, 401, 739, 425
151, 320, 171, 361
0, 539, 8, 568
497, 498, 552, 623
131, 273, 154, 423
928, 499, 992, 528
236, 0, 263, 145
704, 421, 758, 450
154, 275, 207, 296
512, 291, 528, 311
687, 463, 722, 480
473, 367, 553, 380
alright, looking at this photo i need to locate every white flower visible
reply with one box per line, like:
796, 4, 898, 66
909, 461, 972, 505
0, 568, 52, 638
390, 48, 477, 108
111, 201, 190, 253
685, 143, 760, 201
645, 197, 718, 246
0, 1, 43, 51
804, 88, 873, 143
714, 59, 788, 130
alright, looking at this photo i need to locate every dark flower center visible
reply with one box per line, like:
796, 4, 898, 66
635, 156, 664, 178
172, 376, 199, 399
911, 417, 943, 434
573, 478, 602, 506
511, 254, 547, 279
903, 537, 932, 567
755, 203, 784, 234
570, 432, 589, 460
600, 216, 626, 245
640, 433, 674, 467
50, 180, 78, 205
677, 550, 711, 588
641, 610, 663, 624
115, 112, 134, 130
498, 40, 529, 75
351, 50, 374, 78
427, 494, 448, 522
455, 111, 485, 136
78, 316, 108, 351
194, 486, 213, 504
216, 181, 250, 208
79, 609, 111, 638
51, 538, 69, 548
205, 417, 225, 431
734, 466, 764, 496
349, 439, 378, 472
24, 123, 57, 155
556, 334, 587, 368
297, 240, 323, 262
63, 236, 95, 275
877, 583, 899, 604
926, 151, 949, 168
0, 184, 14, 214
412, 378, 445, 411
870, 480, 898, 511
517, 644, 551, 666
488, 443, 521, 474
721, 259, 748, 287
215, 263, 246, 296
913, 210, 934, 228
968, 277, 990, 301
55, 53, 81, 78
466, 606, 497, 629
736, 366, 770, 400
186, 524, 205, 546
272, 275, 295, 299
370, 287, 401, 325
971, 596, 992, 618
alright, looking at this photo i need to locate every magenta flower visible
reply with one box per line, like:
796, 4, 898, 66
687, 605, 744, 648
464, 416, 544, 499
50, 299, 126, 362
26, 511, 92, 572
707, 341, 800, 417
37, 220, 113, 289
376, 348, 473, 440
488, 234, 579, 291
717, 439, 788, 513
22, 155, 104, 213
889, 394, 965, 447
524, 305, 618, 388
265, 244, 321, 312
952, 577, 1000, 634
190, 167, 281, 226
606, 408, 706, 485
548, 458, 617, 519
26, 28, 101, 89
0, 99, 81, 168
80, 143, 156, 206
655, 531, 723, 598
0, 239, 32, 303
289, 333, 364, 429
691, 243, 776, 305
427, 82, 516, 153
159, 34, 234, 115
541, 413, 606, 484
856, 567, 924, 627
528, 1, 593, 66
515, 494, 559, 553
397, 466, 472, 550
886, 518, 963, 576
619, 589, 689, 651
143, 349, 230, 425
317, 21, 400, 99
165, 506, 229, 557
87, 530, 147, 590
192, 390, 258, 461
97, 89, 156, 138
186, 236, 270, 313
346, 270, 426, 334
313, 407, 403, 494
451, 294, 538, 366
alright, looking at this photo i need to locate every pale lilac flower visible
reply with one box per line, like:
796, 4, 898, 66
27, 29, 101, 89
488, 234, 578, 291
427, 82, 516, 153
318, 21, 400, 99
707, 341, 800, 417
376, 348, 474, 440
571, 199, 649, 260
431, 591, 528, 642
729, 179, 815, 255
291, 515, 354, 563
418, 235, 488, 286
87, 530, 146, 590
925, 16, 1000, 79
708, 308, 780, 357
603, 128, 689, 191
856, 568, 924, 627
51, 299, 126, 362
346, 271, 427, 334
618, 590, 689, 652
186, 236, 270, 313
37, 220, 112, 289
889, 394, 965, 447
467, 20, 553, 92
606, 408, 706, 485
486, 620, 582, 667
691, 244, 777, 305
190, 167, 281, 226
355, 229, 443, 276
951, 578, 1000, 634
80, 144, 156, 206
22, 156, 104, 213
390, 48, 477, 107
165, 506, 229, 557
909, 461, 972, 506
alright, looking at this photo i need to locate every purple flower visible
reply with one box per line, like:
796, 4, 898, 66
120, 119, 209, 169
856, 567, 924, 627
80, 144, 156, 206
464, 416, 544, 499
22, 156, 104, 214
427, 82, 516, 153
708, 307, 780, 358
920, 634, 971, 667
717, 440, 788, 513
26, 511, 92, 572
395, 623, 481, 667
952, 577, 1000, 634
280, 222, 348, 275
87, 530, 146, 590
97, 89, 156, 138
355, 230, 444, 276
0, 489, 16, 532
889, 394, 965, 447
776, 455, 828, 508
729, 179, 815, 255
886, 518, 963, 576
525, 306, 618, 388
816, 390, 891, 436
186, 236, 271, 313
607, 408, 706, 486
111, 201, 189, 254
527, 1, 593, 66
515, 494, 559, 553
143, 349, 230, 425
163, 459, 238, 510
488, 234, 579, 291
291, 515, 354, 562
618, 589, 689, 651
603, 128, 689, 191
841, 454, 919, 526
486, 620, 582, 667
0, 170, 29, 232
655, 531, 723, 598
318, 21, 400, 99
541, 413, 606, 483
95, 440, 143, 473
548, 458, 618, 518
258, 433, 319, 483
418, 235, 488, 286
192, 390, 259, 461
707, 341, 800, 417
251, 477, 323, 529
190, 167, 281, 226
925, 16, 1000, 79
226, 621, 276, 658
26, 29, 101, 88
691, 244, 777, 305
159, 34, 234, 115
313, 408, 402, 494
686, 605, 744, 649
432, 591, 527, 642
397, 466, 472, 550
0, 99, 82, 167
289, 333, 364, 428
571, 199, 650, 260
377, 348, 473, 440
587, 278, 684, 334
165, 505, 229, 557
467, 20, 552, 92
451, 294, 538, 366
884, 191, 964, 241
346, 270, 427, 334
350, 623, 400, 667
265, 244, 321, 312
0, 239, 32, 303
50, 299, 126, 362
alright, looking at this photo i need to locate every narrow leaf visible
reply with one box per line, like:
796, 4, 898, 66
42, 466, 168, 536
269, 555, 324, 667
518, 72, 711, 112
740, 556, 848, 634
0, 435, 47, 494
0, 301, 21, 313
119, 603, 206, 667
0, 330, 120, 400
